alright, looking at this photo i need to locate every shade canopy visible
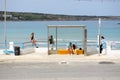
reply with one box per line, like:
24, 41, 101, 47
48, 25, 87, 55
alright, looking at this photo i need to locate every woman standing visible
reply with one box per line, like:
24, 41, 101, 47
30, 32, 37, 48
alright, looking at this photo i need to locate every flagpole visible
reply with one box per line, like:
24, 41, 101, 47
98, 18, 101, 56
4, 0, 7, 50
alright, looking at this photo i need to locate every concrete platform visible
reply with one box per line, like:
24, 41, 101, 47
0, 52, 120, 63
0, 47, 120, 63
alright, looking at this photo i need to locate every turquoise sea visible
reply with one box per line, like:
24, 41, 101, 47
0, 20, 120, 49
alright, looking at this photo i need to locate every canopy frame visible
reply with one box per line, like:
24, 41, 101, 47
48, 25, 87, 55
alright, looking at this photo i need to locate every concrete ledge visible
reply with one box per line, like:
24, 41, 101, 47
35, 47, 48, 56
21, 48, 35, 55
0, 50, 4, 55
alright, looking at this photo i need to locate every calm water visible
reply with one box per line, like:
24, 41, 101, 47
0, 20, 120, 49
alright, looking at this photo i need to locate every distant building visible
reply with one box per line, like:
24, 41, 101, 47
13, 17, 18, 20
2, 14, 12, 18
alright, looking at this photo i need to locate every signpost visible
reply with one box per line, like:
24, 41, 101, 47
98, 18, 101, 56
4, 0, 7, 50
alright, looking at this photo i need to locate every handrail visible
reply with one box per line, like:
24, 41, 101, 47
0, 40, 120, 50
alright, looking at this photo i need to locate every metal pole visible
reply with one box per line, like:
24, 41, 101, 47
56, 26, 57, 51
98, 18, 101, 56
48, 26, 49, 55
4, 0, 7, 50
84, 28, 87, 56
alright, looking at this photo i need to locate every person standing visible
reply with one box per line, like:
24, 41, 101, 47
30, 32, 38, 48
49, 35, 54, 50
100, 36, 106, 54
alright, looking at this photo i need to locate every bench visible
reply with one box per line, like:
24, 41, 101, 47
58, 49, 69, 55
76, 50, 84, 55
58, 49, 84, 55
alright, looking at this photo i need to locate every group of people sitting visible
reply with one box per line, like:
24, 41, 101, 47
67, 42, 82, 55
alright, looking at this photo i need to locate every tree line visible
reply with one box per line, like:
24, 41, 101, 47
0, 11, 120, 21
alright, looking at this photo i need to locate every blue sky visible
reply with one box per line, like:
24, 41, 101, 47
0, 0, 120, 16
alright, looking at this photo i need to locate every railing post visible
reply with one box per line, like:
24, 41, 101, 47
21, 42, 24, 49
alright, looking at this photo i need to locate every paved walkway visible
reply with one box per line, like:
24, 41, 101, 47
0, 51, 120, 63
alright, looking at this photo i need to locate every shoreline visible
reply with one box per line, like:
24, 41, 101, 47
0, 20, 120, 22
0, 11, 120, 21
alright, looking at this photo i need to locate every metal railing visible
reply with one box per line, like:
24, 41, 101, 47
111, 41, 120, 50
0, 40, 120, 50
